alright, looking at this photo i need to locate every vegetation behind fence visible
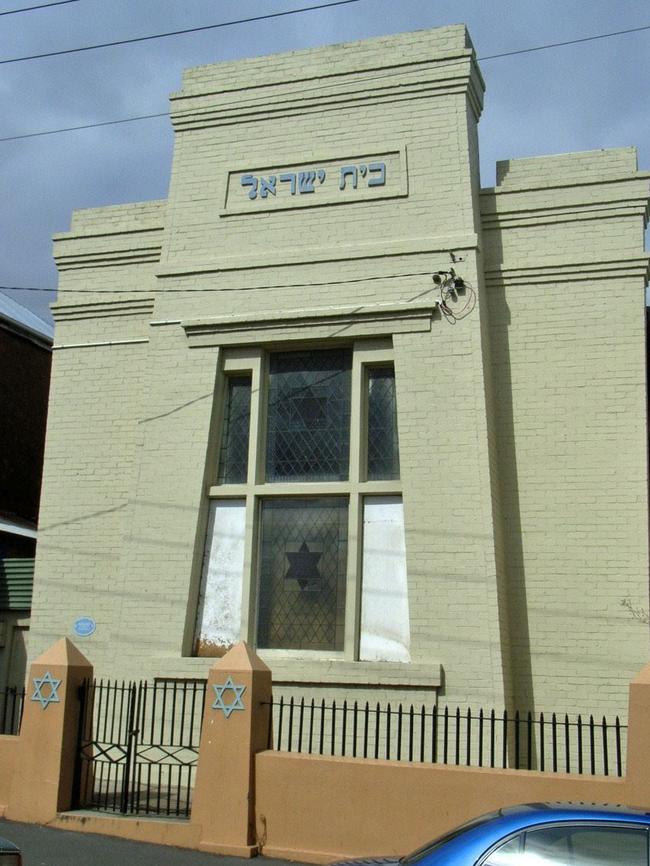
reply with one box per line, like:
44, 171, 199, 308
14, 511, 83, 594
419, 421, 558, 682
270, 698, 626, 777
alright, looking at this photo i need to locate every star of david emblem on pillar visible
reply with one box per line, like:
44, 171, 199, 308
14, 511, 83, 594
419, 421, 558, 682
31, 671, 62, 709
211, 675, 246, 718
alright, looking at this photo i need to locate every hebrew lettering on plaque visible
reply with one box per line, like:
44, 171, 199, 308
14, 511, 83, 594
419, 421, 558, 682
240, 161, 386, 200
225, 151, 403, 214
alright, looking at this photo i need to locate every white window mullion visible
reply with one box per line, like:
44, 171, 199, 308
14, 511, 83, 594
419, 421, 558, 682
246, 350, 263, 484
344, 348, 364, 660
240, 492, 258, 644
243, 351, 263, 642
344, 493, 363, 660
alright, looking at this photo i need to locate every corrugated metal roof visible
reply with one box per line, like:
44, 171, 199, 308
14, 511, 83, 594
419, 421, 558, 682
0, 517, 37, 539
0, 292, 53, 343
0, 558, 34, 609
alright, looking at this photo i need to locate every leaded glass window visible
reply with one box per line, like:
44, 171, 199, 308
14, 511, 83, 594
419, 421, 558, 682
367, 367, 400, 480
217, 376, 251, 484
197, 342, 409, 660
257, 498, 348, 651
265, 349, 351, 482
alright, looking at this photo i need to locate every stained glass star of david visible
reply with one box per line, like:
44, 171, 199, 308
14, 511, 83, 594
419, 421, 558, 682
286, 541, 322, 591
31, 671, 62, 709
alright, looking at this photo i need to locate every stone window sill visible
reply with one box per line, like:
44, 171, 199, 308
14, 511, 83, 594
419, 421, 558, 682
166, 655, 441, 689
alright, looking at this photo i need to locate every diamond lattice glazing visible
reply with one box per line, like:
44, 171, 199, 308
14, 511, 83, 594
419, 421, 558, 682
257, 498, 348, 650
217, 376, 252, 484
265, 349, 351, 482
367, 367, 400, 481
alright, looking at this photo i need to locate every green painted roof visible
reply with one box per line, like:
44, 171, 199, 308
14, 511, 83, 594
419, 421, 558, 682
0, 557, 34, 609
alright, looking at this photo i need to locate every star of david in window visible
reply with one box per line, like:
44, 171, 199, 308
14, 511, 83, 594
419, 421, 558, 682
31, 671, 62, 709
285, 541, 322, 592
211, 675, 246, 718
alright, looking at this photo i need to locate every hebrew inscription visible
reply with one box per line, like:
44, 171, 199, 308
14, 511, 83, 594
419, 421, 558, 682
223, 149, 406, 215
338, 162, 386, 190
241, 163, 385, 200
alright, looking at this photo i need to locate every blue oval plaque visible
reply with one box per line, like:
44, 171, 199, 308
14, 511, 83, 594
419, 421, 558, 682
73, 617, 96, 637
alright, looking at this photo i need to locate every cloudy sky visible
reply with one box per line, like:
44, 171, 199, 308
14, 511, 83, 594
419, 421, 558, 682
2, 0, 649, 324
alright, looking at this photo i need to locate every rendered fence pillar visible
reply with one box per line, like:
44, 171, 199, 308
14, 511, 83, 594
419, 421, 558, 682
192, 642, 272, 857
623, 661, 650, 805
6, 637, 93, 823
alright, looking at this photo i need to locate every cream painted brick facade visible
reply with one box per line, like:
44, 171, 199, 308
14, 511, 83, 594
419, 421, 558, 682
28, 25, 650, 717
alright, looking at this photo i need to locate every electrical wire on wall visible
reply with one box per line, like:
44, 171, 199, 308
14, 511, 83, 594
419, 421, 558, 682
433, 267, 476, 324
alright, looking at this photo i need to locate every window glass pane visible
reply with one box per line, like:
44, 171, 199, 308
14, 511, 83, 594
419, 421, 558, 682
194, 500, 245, 656
266, 349, 351, 482
482, 834, 521, 865
367, 367, 400, 480
217, 376, 251, 484
523, 826, 574, 864
567, 827, 647, 866
257, 498, 348, 651
524, 825, 647, 866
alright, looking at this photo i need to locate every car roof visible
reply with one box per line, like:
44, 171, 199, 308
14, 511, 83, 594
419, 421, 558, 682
404, 803, 650, 865
499, 802, 650, 827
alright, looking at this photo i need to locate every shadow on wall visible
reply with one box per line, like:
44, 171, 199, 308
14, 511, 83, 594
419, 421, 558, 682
486, 276, 535, 719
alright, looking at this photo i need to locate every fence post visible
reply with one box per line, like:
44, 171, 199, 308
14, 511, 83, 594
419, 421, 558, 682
191, 642, 272, 858
6, 637, 93, 824
623, 661, 650, 804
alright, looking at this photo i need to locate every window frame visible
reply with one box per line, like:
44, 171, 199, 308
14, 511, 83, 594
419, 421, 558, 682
204, 339, 402, 661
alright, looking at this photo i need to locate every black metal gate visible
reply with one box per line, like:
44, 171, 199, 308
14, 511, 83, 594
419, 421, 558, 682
0, 686, 24, 735
73, 678, 206, 818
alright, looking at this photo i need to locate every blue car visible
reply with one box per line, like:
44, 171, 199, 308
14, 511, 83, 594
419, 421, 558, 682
336, 803, 650, 866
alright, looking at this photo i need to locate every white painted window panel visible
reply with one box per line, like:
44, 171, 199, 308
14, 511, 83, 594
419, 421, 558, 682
195, 499, 245, 652
360, 496, 410, 663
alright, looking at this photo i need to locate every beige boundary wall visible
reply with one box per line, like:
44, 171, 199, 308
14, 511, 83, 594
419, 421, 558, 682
3, 640, 650, 863
0, 737, 16, 811
255, 754, 628, 862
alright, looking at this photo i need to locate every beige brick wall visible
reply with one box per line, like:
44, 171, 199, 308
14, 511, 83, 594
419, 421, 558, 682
481, 148, 650, 715
29, 340, 149, 664
27, 26, 649, 720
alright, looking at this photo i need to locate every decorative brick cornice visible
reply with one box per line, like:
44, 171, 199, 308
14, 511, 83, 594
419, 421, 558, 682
480, 174, 650, 231
53, 227, 163, 271
481, 199, 649, 231
55, 247, 162, 271
181, 300, 440, 348
483, 256, 650, 288
51, 297, 155, 322
170, 51, 483, 131
156, 233, 479, 279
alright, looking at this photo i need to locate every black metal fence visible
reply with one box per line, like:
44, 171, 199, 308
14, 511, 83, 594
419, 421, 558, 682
0, 686, 25, 735
73, 679, 206, 818
270, 699, 626, 777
